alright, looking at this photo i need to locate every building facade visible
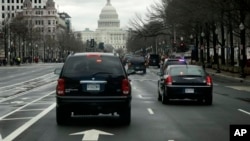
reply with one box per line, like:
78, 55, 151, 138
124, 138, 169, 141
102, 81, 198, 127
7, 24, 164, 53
79, 0, 127, 51
0, 0, 71, 61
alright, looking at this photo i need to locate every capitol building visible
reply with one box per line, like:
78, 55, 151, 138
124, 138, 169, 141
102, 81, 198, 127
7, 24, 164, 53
78, 0, 127, 51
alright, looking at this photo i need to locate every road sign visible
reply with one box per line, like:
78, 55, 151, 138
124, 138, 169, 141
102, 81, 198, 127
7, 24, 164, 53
70, 129, 113, 141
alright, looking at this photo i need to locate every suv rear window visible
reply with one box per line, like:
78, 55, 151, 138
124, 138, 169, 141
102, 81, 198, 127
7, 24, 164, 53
62, 55, 124, 77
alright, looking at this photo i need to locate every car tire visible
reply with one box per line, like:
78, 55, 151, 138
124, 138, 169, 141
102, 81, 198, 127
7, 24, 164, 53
56, 107, 70, 125
204, 95, 213, 105
162, 88, 169, 104
119, 107, 131, 125
143, 69, 146, 74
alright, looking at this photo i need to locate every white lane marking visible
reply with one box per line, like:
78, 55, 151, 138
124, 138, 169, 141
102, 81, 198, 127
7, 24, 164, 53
1, 117, 33, 121
3, 103, 56, 141
147, 108, 154, 115
0, 73, 54, 90
0, 82, 56, 103
138, 95, 142, 98
19, 109, 44, 112
238, 109, 250, 116
0, 134, 2, 141
168, 140, 175, 141
0, 91, 55, 120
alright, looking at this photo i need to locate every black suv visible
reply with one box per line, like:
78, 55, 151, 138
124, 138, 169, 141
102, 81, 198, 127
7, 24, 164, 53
55, 52, 132, 125
147, 54, 160, 68
127, 55, 147, 74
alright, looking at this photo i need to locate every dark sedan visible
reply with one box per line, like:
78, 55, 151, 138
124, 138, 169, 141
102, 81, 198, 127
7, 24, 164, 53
157, 65, 213, 105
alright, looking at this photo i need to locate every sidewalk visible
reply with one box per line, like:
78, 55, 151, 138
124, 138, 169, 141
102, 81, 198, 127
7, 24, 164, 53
205, 68, 250, 83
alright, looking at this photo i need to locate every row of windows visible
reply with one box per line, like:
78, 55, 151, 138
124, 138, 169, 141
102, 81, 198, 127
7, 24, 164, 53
34, 27, 56, 33
25, 10, 56, 16
2, 5, 23, 11
2, 0, 41, 3
1, 13, 15, 19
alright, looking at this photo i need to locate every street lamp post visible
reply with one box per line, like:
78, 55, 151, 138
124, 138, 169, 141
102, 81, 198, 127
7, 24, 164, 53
201, 32, 205, 69
239, 22, 246, 78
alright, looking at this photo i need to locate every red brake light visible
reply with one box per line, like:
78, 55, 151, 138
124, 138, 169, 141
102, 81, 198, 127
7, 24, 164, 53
206, 76, 212, 86
165, 76, 172, 85
57, 79, 65, 95
122, 79, 130, 94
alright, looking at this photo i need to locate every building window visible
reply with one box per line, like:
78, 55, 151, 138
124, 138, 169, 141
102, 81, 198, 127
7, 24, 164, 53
48, 20, 51, 25
2, 0, 4, 3
12, 13, 14, 18
17, 0, 19, 3
7, 0, 9, 3
17, 6, 19, 9
2, 13, 4, 18
12, 0, 14, 3
35, 0, 37, 3
2, 6, 4, 10
12, 6, 14, 10
39, 0, 41, 3
7, 6, 10, 10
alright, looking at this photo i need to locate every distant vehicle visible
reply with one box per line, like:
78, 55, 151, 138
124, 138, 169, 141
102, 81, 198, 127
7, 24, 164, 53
157, 65, 213, 105
160, 58, 187, 73
122, 54, 133, 66
55, 52, 132, 125
147, 54, 160, 68
127, 55, 147, 74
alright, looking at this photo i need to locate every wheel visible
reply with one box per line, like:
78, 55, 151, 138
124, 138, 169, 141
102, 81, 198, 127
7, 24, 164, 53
56, 107, 71, 125
162, 88, 169, 104
143, 69, 146, 74
119, 107, 131, 125
204, 95, 213, 105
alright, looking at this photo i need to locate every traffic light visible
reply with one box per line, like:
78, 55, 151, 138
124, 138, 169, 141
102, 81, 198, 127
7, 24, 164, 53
90, 39, 94, 48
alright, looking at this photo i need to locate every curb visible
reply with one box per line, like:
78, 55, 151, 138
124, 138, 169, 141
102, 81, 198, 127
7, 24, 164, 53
206, 69, 250, 83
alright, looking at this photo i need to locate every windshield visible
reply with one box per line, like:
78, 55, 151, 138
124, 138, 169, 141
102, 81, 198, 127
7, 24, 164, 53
62, 55, 124, 77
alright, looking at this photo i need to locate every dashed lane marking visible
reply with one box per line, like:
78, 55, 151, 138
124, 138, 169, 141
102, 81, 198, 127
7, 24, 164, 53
147, 108, 154, 115
1, 117, 33, 121
238, 109, 250, 116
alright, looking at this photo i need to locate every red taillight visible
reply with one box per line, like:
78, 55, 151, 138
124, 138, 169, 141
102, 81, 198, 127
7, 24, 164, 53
165, 76, 173, 85
206, 76, 212, 86
57, 79, 65, 95
122, 79, 130, 94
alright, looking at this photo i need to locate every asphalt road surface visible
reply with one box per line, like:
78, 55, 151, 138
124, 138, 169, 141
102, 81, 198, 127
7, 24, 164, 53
0, 64, 249, 141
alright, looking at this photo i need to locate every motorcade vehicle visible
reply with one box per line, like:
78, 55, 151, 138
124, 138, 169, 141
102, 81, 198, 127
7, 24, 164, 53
157, 65, 213, 105
147, 54, 160, 68
122, 54, 133, 66
127, 55, 147, 74
160, 58, 187, 73
54, 52, 132, 125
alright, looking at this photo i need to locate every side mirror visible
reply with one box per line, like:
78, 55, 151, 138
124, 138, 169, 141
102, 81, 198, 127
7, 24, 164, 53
54, 68, 61, 75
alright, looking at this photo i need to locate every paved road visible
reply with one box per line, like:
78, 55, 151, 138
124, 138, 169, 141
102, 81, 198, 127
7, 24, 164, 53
0, 64, 249, 141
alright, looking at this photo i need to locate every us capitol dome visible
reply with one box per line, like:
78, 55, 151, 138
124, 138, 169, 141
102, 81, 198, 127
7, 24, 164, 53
79, 0, 127, 51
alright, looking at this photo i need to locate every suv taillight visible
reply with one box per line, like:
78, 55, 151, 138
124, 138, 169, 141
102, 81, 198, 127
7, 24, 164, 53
165, 76, 172, 85
206, 76, 212, 86
122, 79, 130, 94
57, 79, 65, 95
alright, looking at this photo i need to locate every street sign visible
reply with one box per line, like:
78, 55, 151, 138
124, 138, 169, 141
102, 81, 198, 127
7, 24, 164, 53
70, 129, 113, 141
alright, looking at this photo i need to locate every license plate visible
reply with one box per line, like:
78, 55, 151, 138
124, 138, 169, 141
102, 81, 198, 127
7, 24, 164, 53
87, 84, 100, 91
185, 88, 194, 93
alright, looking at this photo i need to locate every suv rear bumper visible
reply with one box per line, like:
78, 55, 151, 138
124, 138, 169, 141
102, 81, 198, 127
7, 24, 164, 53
56, 96, 131, 112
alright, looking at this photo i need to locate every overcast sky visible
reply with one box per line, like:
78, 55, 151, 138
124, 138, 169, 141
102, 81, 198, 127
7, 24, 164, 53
55, 0, 159, 31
